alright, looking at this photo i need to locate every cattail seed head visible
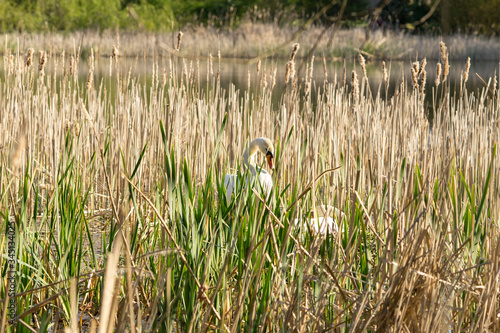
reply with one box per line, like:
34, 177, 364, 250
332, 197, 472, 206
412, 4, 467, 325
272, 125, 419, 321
352, 70, 359, 102
38, 50, 47, 73
418, 58, 427, 78
86, 67, 93, 90
443, 56, 450, 82
257, 59, 261, 74
285, 62, 291, 83
420, 69, 426, 94
25, 48, 34, 67
290, 43, 299, 61
439, 41, 449, 82
411, 67, 419, 89
464, 57, 470, 83
177, 31, 183, 51
435, 63, 442, 86
289, 61, 295, 80
412, 61, 419, 75
439, 41, 447, 61
358, 54, 367, 77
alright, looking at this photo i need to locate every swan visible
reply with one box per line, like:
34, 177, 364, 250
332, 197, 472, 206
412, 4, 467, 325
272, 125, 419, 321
224, 137, 274, 202
294, 205, 345, 236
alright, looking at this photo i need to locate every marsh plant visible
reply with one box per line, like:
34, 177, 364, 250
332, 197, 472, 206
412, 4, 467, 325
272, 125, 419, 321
0, 37, 499, 332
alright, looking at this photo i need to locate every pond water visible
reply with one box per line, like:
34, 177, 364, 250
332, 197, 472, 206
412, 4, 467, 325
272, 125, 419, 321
3, 53, 498, 112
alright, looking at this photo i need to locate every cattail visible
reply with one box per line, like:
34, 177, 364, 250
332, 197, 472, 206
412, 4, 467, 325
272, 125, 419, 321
112, 45, 119, 64
272, 68, 277, 89
352, 70, 359, 102
359, 54, 367, 77
464, 57, 470, 83
290, 43, 299, 61
443, 56, 450, 82
435, 63, 442, 86
25, 48, 34, 67
89, 48, 95, 72
70, 55, 74, 76
439, 41, 447, 62
75, 122, 81, 137
412, 61, 419, 75
257, 59, 261, 75
86, 67, 93, 90
411, 67, 419, 89
440, 41, 449, 82
289, 61, 295, 80
285, 61, 290, 83
38, 51, 47, 76
418, 58, 427, 78
176, 31, 183, 51
87, 49, 94, 90
420, 69, 426, 94
382, 61, 388, 83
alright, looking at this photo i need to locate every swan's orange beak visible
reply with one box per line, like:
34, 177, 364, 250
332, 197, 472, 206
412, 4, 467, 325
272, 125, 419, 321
266, 153, 274, 170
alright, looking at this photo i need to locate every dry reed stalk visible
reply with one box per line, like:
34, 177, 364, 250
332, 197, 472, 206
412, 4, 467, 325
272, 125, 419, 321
8, 54, 14, 76
382, 61, 388, 83
70, 55, 74, 76
112, 45, 119, 64
257, 59, 261, 75
176, 31, 183, 51
323, 55, 328, 83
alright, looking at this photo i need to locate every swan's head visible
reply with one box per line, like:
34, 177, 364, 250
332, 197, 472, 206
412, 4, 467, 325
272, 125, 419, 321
255, 137, 275, 170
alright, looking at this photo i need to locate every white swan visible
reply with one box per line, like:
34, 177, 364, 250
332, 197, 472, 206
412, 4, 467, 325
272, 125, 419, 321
224, 137, 274, 202
294, 205, 345, 235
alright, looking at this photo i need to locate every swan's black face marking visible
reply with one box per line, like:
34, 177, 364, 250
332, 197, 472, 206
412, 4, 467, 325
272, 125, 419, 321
266, 151, 275, 170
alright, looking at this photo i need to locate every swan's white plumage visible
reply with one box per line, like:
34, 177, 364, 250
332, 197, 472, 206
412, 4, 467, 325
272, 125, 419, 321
224, 138, 274, 202
294, 205, 345, 236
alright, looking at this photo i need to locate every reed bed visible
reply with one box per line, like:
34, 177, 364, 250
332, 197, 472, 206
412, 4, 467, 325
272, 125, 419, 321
0, 35, 500, 332
3, 25, 500, 61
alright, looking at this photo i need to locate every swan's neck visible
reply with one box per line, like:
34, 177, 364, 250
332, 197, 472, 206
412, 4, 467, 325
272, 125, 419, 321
242, 141, 260, 173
